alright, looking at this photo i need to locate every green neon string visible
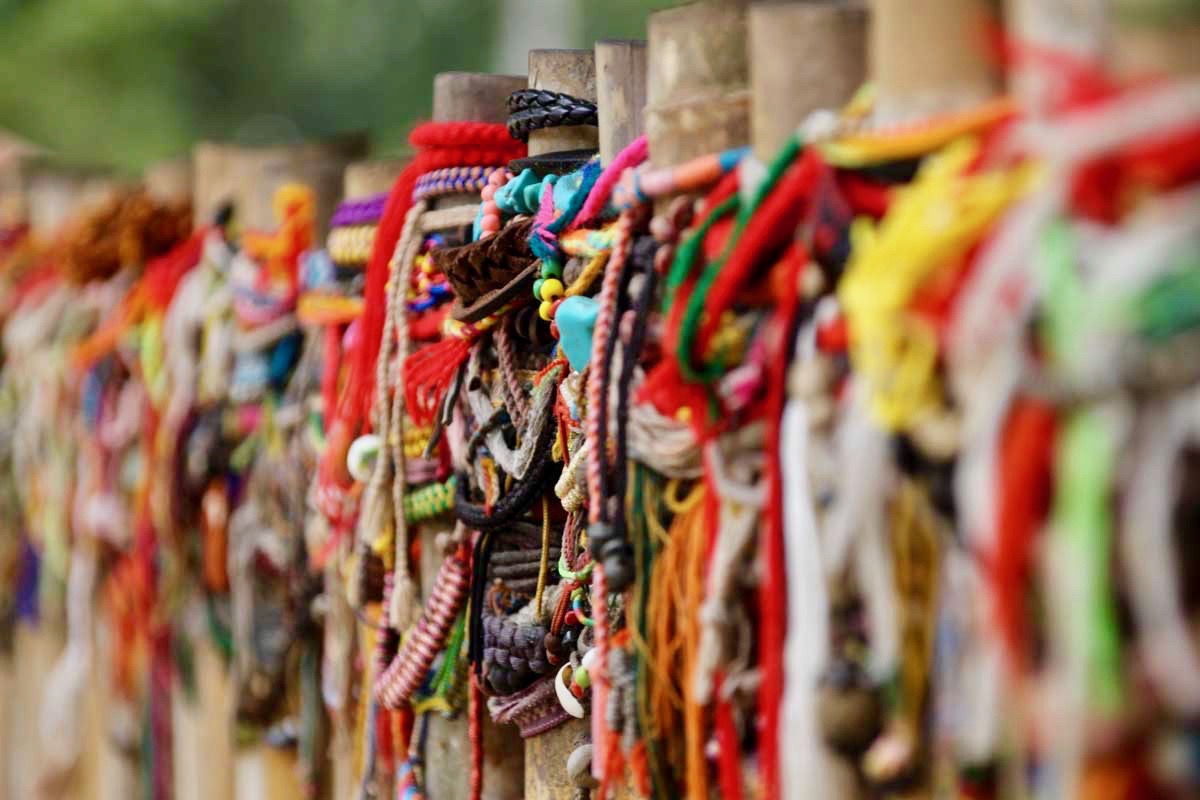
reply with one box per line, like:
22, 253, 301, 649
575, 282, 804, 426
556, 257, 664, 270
1040, 219, 1123, 712
662, 194, 739, 314
1039, 219, 1086, 369
1051, 408, 1123, 714
430, 612, 467, 698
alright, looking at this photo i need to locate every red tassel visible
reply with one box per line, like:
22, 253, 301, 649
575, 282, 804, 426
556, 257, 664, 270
403, 336, 474, 427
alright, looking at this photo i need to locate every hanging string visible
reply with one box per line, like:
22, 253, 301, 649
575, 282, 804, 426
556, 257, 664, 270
757, 244, 808, 800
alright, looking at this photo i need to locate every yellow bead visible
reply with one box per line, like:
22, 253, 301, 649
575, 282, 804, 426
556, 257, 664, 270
540, 277, 564, 301
539, 299, 555, 321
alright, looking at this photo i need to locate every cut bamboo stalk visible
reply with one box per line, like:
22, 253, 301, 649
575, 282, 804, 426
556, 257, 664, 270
749, 0, 868, 160
646, 0, 751, 167
343, 158, 406, 201
431, 71, 525, 213
870, 0, 1002, 124
595, 40, 648, 165
144, 157, 194, 204
193, 134, 367, 236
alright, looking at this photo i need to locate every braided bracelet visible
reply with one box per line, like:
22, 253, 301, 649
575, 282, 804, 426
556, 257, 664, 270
507, 89, 598, 142
327, 224, 377, 265
403, 476, 457, 523
413, 166, 493, 203
329, 192, 387, 227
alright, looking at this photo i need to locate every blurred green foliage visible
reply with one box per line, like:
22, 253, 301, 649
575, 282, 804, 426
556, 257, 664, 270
0, 0, 675, 172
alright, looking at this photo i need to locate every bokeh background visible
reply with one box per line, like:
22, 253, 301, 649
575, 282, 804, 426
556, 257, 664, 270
0, 0, 674, 172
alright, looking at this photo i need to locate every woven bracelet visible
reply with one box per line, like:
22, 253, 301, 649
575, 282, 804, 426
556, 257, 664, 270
506, 89, 598, 142
412, 166, 493, 203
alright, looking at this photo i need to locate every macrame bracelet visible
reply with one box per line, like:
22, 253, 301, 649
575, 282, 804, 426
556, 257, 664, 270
412, 166, 494, 203
403, 476, 457, 523
327, 224, 378, 265
487, 675, 572, 737
507, 89, 598, 142
329, 193, 387, 227
375, 550, 472, 709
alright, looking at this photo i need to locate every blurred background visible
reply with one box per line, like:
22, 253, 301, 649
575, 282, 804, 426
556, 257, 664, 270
0, 0, 674, 172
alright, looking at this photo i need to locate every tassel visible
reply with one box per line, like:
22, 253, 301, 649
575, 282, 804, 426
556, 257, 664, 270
403, 336, 473, 427
387, 572, 421, 641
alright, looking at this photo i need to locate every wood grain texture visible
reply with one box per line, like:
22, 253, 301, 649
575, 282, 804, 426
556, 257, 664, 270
750, 1, 867, 161
646, 0, 751, 167
596, 40, 648, 165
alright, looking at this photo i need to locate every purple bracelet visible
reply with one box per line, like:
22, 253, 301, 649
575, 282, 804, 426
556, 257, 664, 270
412, 166, 491, 203
330, 192, 388, 227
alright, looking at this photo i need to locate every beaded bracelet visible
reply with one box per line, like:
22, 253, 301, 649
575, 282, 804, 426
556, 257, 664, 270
413, 166, 493, 203
507, 89, 598, 142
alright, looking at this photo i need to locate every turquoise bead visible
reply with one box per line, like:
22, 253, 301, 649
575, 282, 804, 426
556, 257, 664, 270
555, 295, 599, 371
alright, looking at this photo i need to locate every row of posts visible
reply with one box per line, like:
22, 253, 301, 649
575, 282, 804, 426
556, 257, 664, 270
0, 0, 1194, 798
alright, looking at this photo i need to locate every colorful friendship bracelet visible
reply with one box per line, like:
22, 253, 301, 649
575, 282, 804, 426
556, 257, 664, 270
412, 166, 493, 203
329, 192, 388, 228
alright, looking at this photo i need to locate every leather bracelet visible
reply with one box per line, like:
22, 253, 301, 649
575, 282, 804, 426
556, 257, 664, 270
506, 89, 598, 142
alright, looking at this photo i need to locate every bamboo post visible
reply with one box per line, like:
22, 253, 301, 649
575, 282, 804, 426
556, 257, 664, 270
749, 0, 867, 161
595, 40, 648, 165
25, 162, 121, 238
430, 71, 525, 212
0, 133, 40, 234
1110, 1, 1200, 79
343, 158, 406, 201
645, 0, 751, 168
524, 718, 593, 800
870, 0, 1001, 125
144, 157, 194, 204
173, 635, 237, 800
527, 49, 599, 157
192, 142, 243, 229
192, 134, 367, 236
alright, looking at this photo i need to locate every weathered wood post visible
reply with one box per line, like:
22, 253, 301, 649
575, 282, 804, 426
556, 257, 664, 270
870, 0, 1001, 125
646, 0, 752, 168
749, 0, 868, 161
595, 40, 648, 165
